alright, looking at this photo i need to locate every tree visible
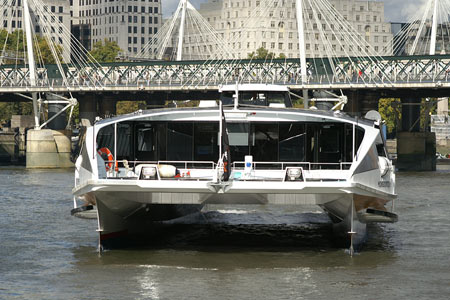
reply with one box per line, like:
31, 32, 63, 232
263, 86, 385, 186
378, 98, 401, 136
0, 29, 61, 64
89, 39, 122, 63
248, 47, 276, 59
0, 29, 63, 122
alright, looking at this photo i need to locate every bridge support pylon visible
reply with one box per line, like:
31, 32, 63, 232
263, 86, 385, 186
79, 94, 98, 127
397, 97, 436, 171
99, 95, 117, 119
26, 129, 73, 168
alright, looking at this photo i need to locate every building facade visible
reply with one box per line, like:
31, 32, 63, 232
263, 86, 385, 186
72, 0, 162, 57
194, 0, 393, 59
1, 0, 71, 62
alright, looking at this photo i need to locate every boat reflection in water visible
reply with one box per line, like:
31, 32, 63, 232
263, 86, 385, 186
72, 84, 397, 254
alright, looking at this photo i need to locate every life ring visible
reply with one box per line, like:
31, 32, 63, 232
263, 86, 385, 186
97, 147, 118, 172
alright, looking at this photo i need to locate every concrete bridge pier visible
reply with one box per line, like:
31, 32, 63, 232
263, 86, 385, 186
397, 97, 436, 171
26, 94, 73, 168
78, 94, 98, 127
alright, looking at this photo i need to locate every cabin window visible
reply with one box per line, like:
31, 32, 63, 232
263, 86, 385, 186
251, 123, 278, 161
227, 123, 250, 162
96, 121, 366, 169
96, 124, 115, 153
96, 123, 132, 161
279, 123, 306, 161
194, 123, 219, 161
167, 123, 193, 161
136, 123, 156, 161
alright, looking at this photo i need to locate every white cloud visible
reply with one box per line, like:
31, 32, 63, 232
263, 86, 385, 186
162, 0, 208, 17
384, 0, 428, 22
162, 0, 429, 22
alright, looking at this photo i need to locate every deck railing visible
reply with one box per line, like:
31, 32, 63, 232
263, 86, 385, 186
100, 159, 352, 180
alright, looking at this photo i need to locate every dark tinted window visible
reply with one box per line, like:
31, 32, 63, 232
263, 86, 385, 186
279, 123, 306, 161
194, 123, 219, 161
167, 123, 193, 161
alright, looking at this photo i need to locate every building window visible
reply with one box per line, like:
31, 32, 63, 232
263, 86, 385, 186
133, 37, 137, 44
59, 6, 63, 13
154, 7, 158, 14
128, 37, 132, 44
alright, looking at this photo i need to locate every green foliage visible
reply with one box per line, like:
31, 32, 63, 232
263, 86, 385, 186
378, 98, 438, 135
116, 101, 146, 115
89, 39, 122, 63
378, 98, 401, 134
248, 47, 287, 59
248, 47, 275, 59
0, 102, 33, 123
0, 29, 61, 64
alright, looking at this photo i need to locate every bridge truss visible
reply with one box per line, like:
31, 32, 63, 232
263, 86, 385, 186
1, 55, 450, 93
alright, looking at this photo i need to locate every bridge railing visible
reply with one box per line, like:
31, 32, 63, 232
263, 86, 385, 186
2, 56, 450, 90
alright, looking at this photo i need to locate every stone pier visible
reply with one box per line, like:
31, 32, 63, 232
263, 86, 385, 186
26, 129, 73, 168
397, 97, 436, 171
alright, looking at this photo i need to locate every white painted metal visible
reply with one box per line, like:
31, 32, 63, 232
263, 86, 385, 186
430, 0, 439, 55
23, 0, 39, 129
176, 0, 187, 61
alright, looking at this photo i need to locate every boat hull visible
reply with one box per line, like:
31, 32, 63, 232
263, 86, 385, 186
82, 182, 393, 248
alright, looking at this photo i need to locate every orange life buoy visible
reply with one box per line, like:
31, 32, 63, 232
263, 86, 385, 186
97, 147, 118, 172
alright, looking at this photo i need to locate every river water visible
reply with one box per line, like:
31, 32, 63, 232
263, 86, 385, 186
1, 167, 449, 299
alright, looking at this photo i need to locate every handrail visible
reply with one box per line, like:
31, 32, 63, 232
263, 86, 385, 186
232, 161, 352, 171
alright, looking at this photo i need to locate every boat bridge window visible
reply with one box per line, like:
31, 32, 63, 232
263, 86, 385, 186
220, 91, 292, 107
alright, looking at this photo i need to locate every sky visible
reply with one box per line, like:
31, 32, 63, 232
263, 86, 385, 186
161, 0, 427, 22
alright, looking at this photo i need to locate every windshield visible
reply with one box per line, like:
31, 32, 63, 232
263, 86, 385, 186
220, 91, 292, 107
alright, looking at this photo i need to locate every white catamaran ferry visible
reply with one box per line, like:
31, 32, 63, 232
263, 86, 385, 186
72, 84, 397, 252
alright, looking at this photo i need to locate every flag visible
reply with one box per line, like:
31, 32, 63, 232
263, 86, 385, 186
221, 105, 231, 181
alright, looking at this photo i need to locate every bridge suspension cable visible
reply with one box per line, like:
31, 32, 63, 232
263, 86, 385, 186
136, 0, 234, 61
385, 0, 450, 56
178, 0, 392, 89
0, 0, 110, 128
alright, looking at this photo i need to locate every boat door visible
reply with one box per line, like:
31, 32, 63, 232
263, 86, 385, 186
317, 124, 342, 164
